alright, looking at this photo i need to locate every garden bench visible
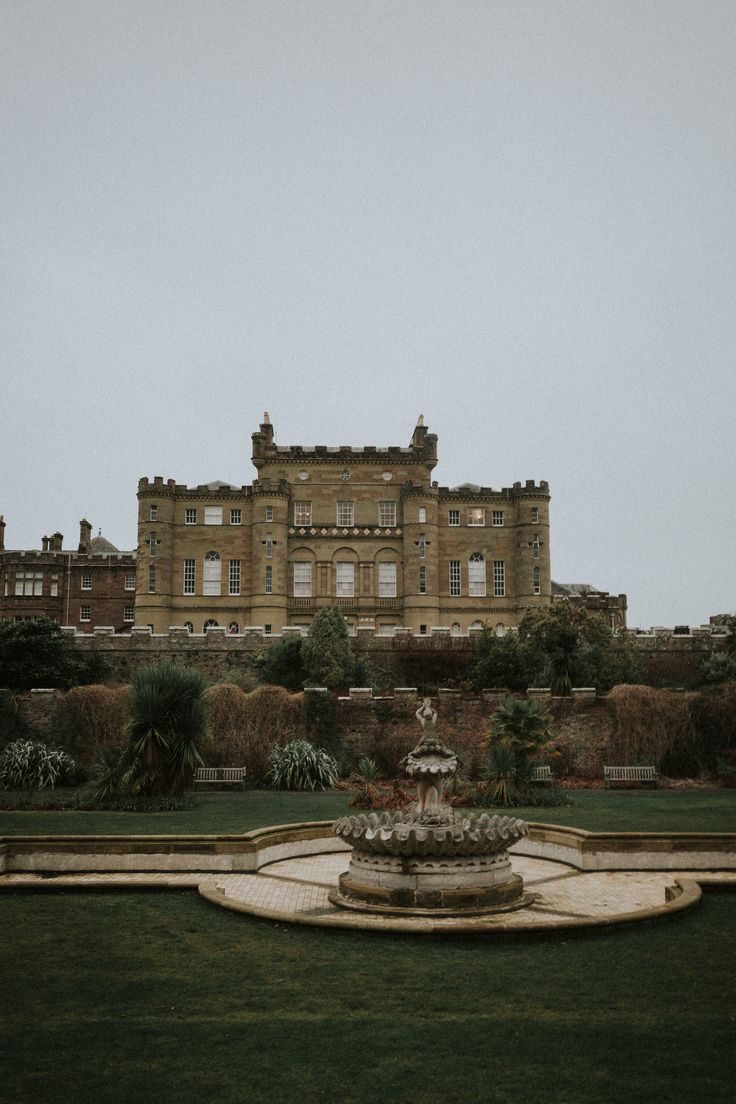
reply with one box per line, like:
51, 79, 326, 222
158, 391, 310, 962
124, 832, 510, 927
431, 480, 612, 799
603, 765, 658, 788
531, 765, 554, 785
194, 767, 247, 790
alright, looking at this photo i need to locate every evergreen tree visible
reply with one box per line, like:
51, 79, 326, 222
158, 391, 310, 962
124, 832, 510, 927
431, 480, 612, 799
302, 606, 355, 690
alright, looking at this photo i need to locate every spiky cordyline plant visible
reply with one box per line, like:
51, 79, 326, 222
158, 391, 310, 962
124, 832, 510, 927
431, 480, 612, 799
123, 662, 207, 796
267, 740, 338, 791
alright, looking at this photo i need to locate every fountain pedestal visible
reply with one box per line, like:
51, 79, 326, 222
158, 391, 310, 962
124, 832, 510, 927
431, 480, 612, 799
331, 700, 533, 917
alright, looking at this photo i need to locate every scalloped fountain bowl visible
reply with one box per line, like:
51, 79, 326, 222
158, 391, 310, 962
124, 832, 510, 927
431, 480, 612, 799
329, 700, 535, 917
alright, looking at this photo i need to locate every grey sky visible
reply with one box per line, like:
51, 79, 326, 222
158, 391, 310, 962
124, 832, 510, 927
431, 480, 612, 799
2, 1, 734, 628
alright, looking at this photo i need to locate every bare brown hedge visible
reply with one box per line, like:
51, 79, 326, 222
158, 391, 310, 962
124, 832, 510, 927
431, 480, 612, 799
607, 684, 697, 773
203, 684, 304, 782
52, 685, 130, 765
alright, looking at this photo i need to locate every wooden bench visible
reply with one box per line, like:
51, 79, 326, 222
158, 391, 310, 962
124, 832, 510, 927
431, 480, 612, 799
531, 765, 554, 784
604, 765, 658, 788
194, 767, 247, 790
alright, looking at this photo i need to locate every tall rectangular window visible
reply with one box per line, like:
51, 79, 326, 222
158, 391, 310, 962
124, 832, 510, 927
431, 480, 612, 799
418, 566, 426, 594
533, 566, 541, 595
418, 537, 427, 560
336, 562, 354, 597
469, 554, 486, 597
493, 561, 505, 597
467, 508, 485, 527
50, 574, 59, 597
293, 562, 312, 597
229, 560, 241, 596
336, 502, 354, 527
185, 508, 197, 525
124, 573, 136, 590
532, 537, 540, 560
148, 565, 156, 593
378, 501, 396, 527
265, 534, 273, 558
183, 559, 196, 595
149, 532, 157, 557
492, 510, 504, 527
80, 605, 91, 622
124, 605, 134, 623
230, 509, 241, 525
378, 562, 396, 598
294, 501, 311, 525
81, 573, 92, 590
448, 510, 460, 526
203, 552, 221, 596
265, 565, 273, 593
449, 560, 461, 596
265, 506, 273, 522
204, 506, 223, 525
531, 507, 539, 524
149, 505, 158, 521
418, 507, 426, 523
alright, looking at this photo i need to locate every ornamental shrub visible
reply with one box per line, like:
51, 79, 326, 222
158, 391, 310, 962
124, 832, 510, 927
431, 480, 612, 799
0, 739, 77, 790
302, 606, 355, 690
267, 739, 339, 791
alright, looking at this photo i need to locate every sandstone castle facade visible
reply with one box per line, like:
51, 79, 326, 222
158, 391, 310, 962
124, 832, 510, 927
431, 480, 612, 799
135, 416, 552, 635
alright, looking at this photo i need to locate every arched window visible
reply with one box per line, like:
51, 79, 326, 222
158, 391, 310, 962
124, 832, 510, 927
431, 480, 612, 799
203, 551, 221, 596
495, 623, 506, 637
468, 552, 486, 597
228, 621, 239, 634
450, 622, 462, 636
183, 621, 194, 634
469, 620, 483, 631
203, 618, 219, 631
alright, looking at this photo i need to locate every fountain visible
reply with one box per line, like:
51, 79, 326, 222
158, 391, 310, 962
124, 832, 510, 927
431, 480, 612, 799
331, 698, 533, 916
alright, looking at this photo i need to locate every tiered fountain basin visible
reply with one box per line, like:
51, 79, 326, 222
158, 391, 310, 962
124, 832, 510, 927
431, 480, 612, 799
331, 811, 533, 915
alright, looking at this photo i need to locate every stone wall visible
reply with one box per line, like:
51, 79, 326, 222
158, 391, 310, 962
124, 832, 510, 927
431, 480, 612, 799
60, 623, 729, 688
12, 682, 619, 780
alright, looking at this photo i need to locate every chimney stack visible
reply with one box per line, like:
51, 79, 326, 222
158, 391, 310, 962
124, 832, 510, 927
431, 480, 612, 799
50, 532, 63, 552
42, 535, 50, 552
0, 516, 5, 551
78, 518, 92, 553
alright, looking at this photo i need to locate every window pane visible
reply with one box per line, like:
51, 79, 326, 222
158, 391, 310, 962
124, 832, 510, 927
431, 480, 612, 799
492, 511, 504, 526
183, 559, 196, 595
448, 510, 460, 526
204, 506, 223, 525
449, 560, 461, 596
493, 560, 505, 597
378, 562, 396, 597
336, 502, 354, 527
468, 553, 486, 597
336, 562, 354, 597
229, 560, 240, 595
203, 551, 221, 596
378, 501, 396, 527
467, 508, 485, 526
293, 562, 312, 597
185, 508, 197, 525
294, 501, 311, 525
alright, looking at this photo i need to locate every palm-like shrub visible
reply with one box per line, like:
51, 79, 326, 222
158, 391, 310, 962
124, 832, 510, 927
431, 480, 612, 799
267, 740, 338, 791
0, 739, 77, 790
483, 697, 553, 806
123, 663, 207, 796
488, 697, 552, 753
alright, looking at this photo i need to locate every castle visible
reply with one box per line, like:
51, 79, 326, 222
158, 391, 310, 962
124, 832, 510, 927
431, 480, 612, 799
134, 415, 552, 635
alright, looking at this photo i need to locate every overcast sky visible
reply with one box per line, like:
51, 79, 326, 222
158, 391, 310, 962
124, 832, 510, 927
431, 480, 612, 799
2, 1, 734, 628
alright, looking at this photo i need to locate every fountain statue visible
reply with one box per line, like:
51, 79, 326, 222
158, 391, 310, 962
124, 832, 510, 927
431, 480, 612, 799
331, 698, 532, 915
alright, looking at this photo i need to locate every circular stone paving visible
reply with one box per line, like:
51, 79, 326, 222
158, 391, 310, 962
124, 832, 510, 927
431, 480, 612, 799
197, 848, 723, 934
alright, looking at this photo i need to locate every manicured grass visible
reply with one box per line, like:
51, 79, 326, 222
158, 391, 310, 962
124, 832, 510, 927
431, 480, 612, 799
2, 890, 735, 1104
1, 788, 735, 837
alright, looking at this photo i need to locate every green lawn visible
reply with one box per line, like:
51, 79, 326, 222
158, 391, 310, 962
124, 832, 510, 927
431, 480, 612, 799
2, 790, 736, 1103
1, 787, 735, 837
2, 889, 735, 1104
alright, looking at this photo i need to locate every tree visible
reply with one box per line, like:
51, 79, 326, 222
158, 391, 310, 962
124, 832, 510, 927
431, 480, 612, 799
469, 628, 532, 691
518, 605, 642, 694
261, 634, 307, 690
102, 662, 207, 797
301, 606, 356, 690
0, 617, 106, 691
